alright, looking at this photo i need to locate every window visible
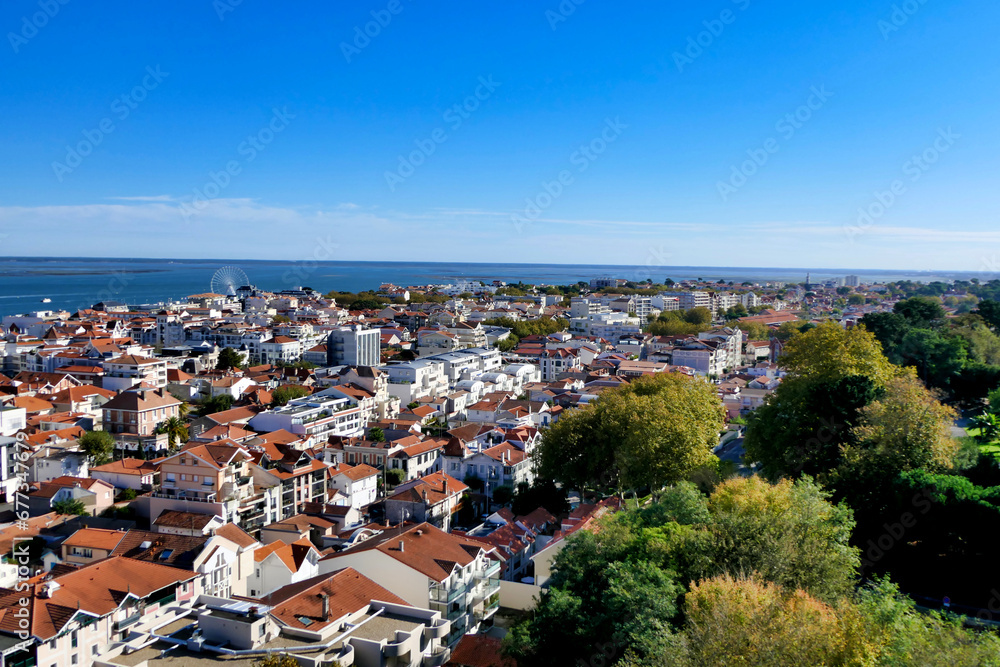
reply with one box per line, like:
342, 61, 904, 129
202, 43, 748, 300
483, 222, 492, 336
71, 631, 77, 648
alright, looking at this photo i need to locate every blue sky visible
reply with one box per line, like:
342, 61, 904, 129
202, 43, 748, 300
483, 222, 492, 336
1, 0, 998, 271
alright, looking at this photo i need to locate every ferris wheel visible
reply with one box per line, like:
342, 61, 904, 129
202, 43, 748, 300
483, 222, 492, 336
210, 266, 249, 296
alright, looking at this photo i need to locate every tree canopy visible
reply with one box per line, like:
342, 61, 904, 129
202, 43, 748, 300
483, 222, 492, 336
536, 373, 725, 493
78, 430, 115, 465
504, 477, 863, 666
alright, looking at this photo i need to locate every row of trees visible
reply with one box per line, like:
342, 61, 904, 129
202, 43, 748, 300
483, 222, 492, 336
504, 478, 1000, 665
744, 320, 1000, 612
858, 297, 1000, 402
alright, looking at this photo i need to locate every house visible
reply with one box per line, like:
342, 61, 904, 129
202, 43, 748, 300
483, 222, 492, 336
28, 444, 90, 484
192, 569, 452, 665
60, 527, 128, 566
89, 457, 158, 491
0, 557, 200, 667
26, 476, 115, 516
149, 442, 255, 525
328, 462, 380, 510
387, 437, 446, 481
260, 335, 302, 366
152, 510, 225, 537
258, 512, 340, 547
47, 385, 117, 426
319, 522, 501, 647
385, 472, 468, 531
109, 527, 257, 598
246, 536, 320, 597
101, 388, 181, 438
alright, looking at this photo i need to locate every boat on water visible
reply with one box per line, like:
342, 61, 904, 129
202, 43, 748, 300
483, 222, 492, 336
40, 298, 51, 303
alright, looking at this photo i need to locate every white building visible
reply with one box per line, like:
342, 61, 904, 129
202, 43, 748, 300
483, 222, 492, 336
248, 388, 364, 445
327, 325, 381, 367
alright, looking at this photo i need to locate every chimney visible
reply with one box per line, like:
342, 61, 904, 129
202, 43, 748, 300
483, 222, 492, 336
398, 540, 405, 552
320, 593, 330, 621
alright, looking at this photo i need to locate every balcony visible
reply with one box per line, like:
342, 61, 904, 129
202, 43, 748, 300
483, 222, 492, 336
114, 611, 142, 631
152, 490, 217, 504
474, 596, 500, 622
476, 560, 501, 581
429, 581, 465, 604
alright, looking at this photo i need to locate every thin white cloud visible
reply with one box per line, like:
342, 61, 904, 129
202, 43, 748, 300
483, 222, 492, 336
104, 195, 176, 202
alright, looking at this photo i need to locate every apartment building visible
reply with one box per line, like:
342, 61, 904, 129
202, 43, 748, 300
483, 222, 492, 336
101, 389, 181, 437
0, 557, 200, 667
677, 291, 713, 312
252, 450, 330, 521
385, 472, 468, 531
248, 387, 364, 446
697, 327, 743, 370
102, 354, 169, 391
149, 443, 255, 525
382, 359, 448, 404
670, 339, 728, 376
319, 522, 501, 647
324, 325, 380, 368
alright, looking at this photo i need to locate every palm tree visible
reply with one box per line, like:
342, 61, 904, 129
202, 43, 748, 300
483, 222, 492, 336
971, 413, 1000, 444
156, 416, 190, 451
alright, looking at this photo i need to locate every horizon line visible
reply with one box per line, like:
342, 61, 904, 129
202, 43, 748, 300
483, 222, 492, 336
0, 255, 991, 278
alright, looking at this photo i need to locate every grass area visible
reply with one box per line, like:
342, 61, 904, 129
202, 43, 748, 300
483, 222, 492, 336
966, 427, 1000, 461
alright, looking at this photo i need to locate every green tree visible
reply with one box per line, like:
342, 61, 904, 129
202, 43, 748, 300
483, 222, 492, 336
724, 303, 748, 320
683, 306, 713, 326
511, 479, 569, 516
989, 386, 1000, 414
745, 323, 897, 479
496, 336, 518, 352
255, 656, 318, 667
971, 412, 1000, 443
492, 485, 515, 506
779, 321, 896, 388
154, 416, 189, 451
894, 297, 946, 327
198, 394, 234, 416
505, 477, 861, 666
974, 299, 1000, 331
271, 385, 310, 407
843, 371, 959, 477
736, 321, 771, 341
385, 468, 406, 487
78, 430, 115, 465
368, 426, 385, 442
216, 346, 243, 371
53, 499, 89, 516
537, 373, 724, 494
860, 312, 910, 358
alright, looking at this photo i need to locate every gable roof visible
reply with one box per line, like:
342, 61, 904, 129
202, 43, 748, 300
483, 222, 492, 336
0, 556, 196, 640
62, 527, 128, 552
326, 522, 487, 582
253, 537, 317, 573
259, 568, 408, 631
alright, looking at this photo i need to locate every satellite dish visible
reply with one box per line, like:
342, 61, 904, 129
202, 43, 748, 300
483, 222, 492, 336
211, 266, 249, 296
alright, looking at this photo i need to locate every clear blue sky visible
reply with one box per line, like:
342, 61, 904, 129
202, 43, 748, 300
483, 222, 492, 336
1, 0, 998, 271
